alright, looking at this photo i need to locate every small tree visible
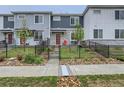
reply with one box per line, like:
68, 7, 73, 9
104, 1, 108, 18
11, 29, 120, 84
16, 19, 33, 51
74, 24, 84, 45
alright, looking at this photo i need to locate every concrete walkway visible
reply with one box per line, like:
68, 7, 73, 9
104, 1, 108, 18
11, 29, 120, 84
69, 64, 124, 75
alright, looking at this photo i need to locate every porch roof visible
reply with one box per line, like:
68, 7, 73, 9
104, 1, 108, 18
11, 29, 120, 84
0, 29, 13, 32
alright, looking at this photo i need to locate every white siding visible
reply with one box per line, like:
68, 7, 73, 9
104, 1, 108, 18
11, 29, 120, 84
84, 8, 124, 40
0, 32, 4, 41
0, 16, 3, 29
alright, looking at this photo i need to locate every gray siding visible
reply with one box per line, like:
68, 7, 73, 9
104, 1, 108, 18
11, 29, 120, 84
51, 16, 83, 28
3, 16, 14, 28
14, 14, 50, 30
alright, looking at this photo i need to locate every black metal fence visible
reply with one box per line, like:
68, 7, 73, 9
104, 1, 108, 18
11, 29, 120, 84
89, 41, 109, 57
59, 45, 86, 59
0, 39, 50, 60
88, 40, 124, 58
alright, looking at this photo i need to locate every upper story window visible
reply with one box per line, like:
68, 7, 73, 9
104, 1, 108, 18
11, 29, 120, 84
18, 15, 25, 20
53, 16, 61, 21
70, 16, 79, 26
93, 10, 101, 14
115, 10, 124, 20
34, 15, 44, 24
115, 29, 124, 38
8, 17, 14, 21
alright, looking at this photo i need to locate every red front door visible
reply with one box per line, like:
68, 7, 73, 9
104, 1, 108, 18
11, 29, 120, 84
8, 33, 12, 44
56, 33, 61, 45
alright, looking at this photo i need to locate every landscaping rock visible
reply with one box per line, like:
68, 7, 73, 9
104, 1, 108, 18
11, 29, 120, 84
57, 76, 81, 87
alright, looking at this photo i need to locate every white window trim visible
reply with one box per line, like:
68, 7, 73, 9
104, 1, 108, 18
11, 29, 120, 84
93, 29, 103, 39
93, 10, 101, 14
8, 17, 14, 21
17, 15, 26, 20
116, 29, 124, 39
53, 16, 61, 21
34, 14, 44, 24
70, 16, 79, 26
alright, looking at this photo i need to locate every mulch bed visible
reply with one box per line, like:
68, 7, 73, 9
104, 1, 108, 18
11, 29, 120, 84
57, 76, 81, 87
60, 54, 124, 65
0, 56, 48, 66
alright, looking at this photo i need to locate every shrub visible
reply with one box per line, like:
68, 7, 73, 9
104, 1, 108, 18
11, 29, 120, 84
24, 54, 43, 64
0, 56, 5, 62
116, 56, 124, 61
17, 54, 23, 61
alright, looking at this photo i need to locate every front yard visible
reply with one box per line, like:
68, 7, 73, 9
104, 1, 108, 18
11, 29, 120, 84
60, 46, 123, 65
0, 46, 47, 66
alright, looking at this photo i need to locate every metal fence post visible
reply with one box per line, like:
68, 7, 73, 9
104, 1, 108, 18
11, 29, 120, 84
79, 45, 81, 58
94, 42, 96, 51
89, 40, 90, 48
35, 45, 36, 56
48, 45, 50, 60
59, 45, 61, 60
5, 43, 8, 58
107, 45, 110, 58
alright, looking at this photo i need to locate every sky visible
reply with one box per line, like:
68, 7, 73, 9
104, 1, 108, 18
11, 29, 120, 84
0, 5, 86, 14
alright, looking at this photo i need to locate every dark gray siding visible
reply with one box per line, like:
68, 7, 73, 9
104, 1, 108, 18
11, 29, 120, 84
51, 16, 83, 28
79, 16, 84, 27
3, 16, 14, 28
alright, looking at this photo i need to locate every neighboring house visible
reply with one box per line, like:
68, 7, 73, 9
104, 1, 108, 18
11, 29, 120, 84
12, 11, 51, 45
0, 14, 14, 45
83, 5, 124, 41
0, 11, 83, 46
50, 14, 83, 45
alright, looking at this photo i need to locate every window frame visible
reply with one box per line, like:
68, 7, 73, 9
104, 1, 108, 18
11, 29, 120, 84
34, 15, 44, 24
115, 29, 124, 39
17, 15, 25, 20
93, 10, 101, 14
115, 10, 124, 20
70, 16, 79, 26
34, 31, 43, 41
53, 16, 61, 21
93, 29, 103, 39
8, 17, 14, 21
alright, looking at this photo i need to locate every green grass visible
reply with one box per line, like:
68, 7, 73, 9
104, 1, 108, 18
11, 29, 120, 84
78, 74, 124, 87
0, 47, 35, 58
60, 46, 97, 59
0, 76, 57, 87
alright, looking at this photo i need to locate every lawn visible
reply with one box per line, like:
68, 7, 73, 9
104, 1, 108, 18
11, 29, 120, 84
78, 74, 124, 87
0, 47, 35, 58
0, 76, 57, 87
60, 46, 96, 59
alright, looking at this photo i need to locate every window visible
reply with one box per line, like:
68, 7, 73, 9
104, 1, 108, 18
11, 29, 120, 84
70, 17, 79, 26
115, 10, 124, 19
93, 29, 103, 39
34, 31, 42, 41
53, 16, 61, 21
18, 15, 25, 20
115, 29, 124, 38
8, 17, 14, 21
93, 10, 101, 14
35, 15, 44, 24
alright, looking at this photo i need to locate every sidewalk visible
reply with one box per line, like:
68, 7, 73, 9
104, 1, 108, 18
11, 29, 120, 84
1, 64, 124, 77
69, 64, 124, 75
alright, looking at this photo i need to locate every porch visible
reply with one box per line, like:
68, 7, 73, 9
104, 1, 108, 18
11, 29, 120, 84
50, 30, 71, 46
